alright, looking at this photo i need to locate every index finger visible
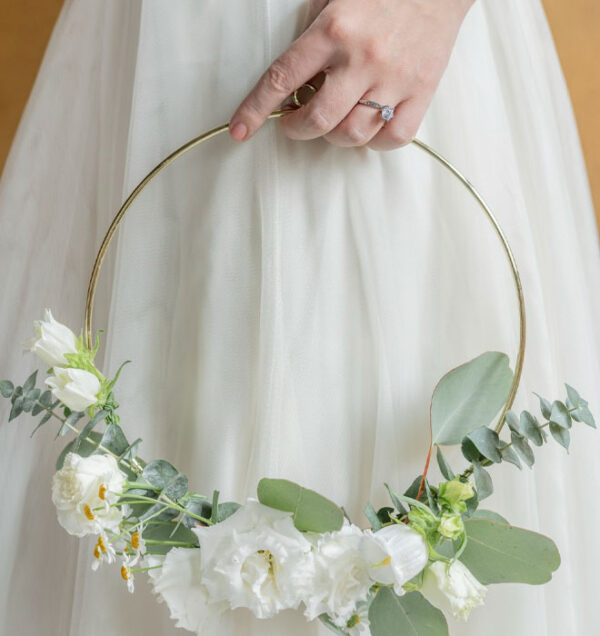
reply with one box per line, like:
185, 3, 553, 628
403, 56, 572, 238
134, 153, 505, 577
228, 26, 332, 142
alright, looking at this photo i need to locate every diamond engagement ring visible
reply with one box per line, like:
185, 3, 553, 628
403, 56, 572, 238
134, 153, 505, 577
357, 100, 395, 122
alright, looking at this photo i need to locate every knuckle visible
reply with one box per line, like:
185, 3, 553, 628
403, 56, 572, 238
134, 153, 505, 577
389, 125, 416, 147
344, 126, 368, 145
362, 40, 387, 66
265, 61, 294, 94
322, 13, 353, 43
306, 108, 330, 133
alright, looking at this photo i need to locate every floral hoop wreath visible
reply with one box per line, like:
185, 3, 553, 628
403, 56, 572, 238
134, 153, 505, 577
1, 86, 596, 635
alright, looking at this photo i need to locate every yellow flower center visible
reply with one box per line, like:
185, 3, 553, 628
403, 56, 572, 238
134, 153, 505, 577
93, 544, 101, 559
83, 504, 95, 521
98, 484, 108, 500
121, 565, 130, 581
98, 535, 107, 553
131, 532, 140, 550
372, 555, 392, 568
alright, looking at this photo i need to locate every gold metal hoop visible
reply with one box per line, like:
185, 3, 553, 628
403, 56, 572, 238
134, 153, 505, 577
83, 109, 526, 435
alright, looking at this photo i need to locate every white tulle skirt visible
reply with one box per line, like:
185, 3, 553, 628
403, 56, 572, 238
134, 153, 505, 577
1, 1, 599, 634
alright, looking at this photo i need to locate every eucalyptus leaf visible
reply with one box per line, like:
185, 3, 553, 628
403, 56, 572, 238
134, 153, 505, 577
181, 495, 212, 528
572, 405, 596, 429
73, 410, 108, 453
499, 444, 522, 469
431, 351, 513, 446
470, 509, 508, 524
216, 501, 241, 523
21, 388, 41, 412
8, 396, 24, 421
99, 422, 129, 456
472, 462, 493, 500
23, 370, 38, 393
403, 477, 423, 501
504, 410, 521, 435
533, 392, 552, 419
58, 410, 85, 437
142, 459, 188, 500
460, 519, 560, 584
142, 521, 198, 555
0, 380, 14, 398
463, 427, 502, 463
376, 506, 395, 526
520, 411, 544, 446
29, 411, 52, 437
369, 588, 448, 636
565, 383, 582, 407
549, 401, 571, 429
549, 422, 570, 450
365, 502, 382, 531
31, 389, 52, 416
435, 446, 454, 481
257, 478, 344, 533
56, 431, 102, 470
510, 431, 535, 468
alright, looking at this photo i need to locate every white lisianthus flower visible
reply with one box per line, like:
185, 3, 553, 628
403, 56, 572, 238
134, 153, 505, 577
24, 308, 79, 367
193, 499, 313, 619
420, 560, 487, 620
51, 452, 127, 537
146, 551, 227, 633
301, 522, 373, 629
45, 367, 101, 412
361, 523, 428, 595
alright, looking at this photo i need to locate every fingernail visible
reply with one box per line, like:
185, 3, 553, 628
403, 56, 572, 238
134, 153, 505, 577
230, 122, 248, 142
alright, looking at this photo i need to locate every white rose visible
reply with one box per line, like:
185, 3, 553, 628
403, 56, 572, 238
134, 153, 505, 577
24, 308, 79, 367
420, 560, 487, 620
361, 524, 428, 595
46, 367, 101, 412
52, 452, 127, 536
193, 499, 313, 619
301, 522, 373, 629
146, 551, 227, 634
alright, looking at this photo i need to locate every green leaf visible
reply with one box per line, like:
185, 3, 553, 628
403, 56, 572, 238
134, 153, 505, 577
549, 422, 570, 450
29, 411, 52, 437
520, 411, 544, 446
464, 489, 479, 517
463, 427, 502, 463
403, 477, 423, 501
73, 410, 108, 453
470, 509, 508, 524
510, 431, 535, 467
8, 396, 24, 421
141, 522, 198, 555
142, 459, 189, 501
376, 506, 395, 526
216, 501, 241, 523
0, 380, 14, 398
31, 390, 51, 416
431, 352, 513, 446
533, 392, 552, 419
472, 462, 493, 500
460, 519, 560, 584
23, 370, 38, 393
181, 495, 212, 528
504, 410, 521, 435
435, 446, 454, 481
571, 405, 596, 429
365, 502, 383, 531
257, 478, 344, 533
565, 383, 582, 408
57, 410, 85, 437
499, 444, 522, 469
99, 422, 129, 456
369, 588, 448, 636
56, 431, 102, 470
549, 401, 571, 429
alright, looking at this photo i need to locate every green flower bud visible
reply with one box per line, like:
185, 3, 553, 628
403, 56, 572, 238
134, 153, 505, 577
438, 512, 465, 540
438, 479, 474, 514
408, 506, 439, 539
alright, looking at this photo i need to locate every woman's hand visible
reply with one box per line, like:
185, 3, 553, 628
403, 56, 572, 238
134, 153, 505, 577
228, 0, 474, 150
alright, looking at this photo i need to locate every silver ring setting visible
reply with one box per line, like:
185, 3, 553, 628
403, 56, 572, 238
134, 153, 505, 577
357, 100, 395, 122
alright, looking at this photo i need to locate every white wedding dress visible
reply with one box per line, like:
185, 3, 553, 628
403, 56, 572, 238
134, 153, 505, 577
1, 1, 599, 634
